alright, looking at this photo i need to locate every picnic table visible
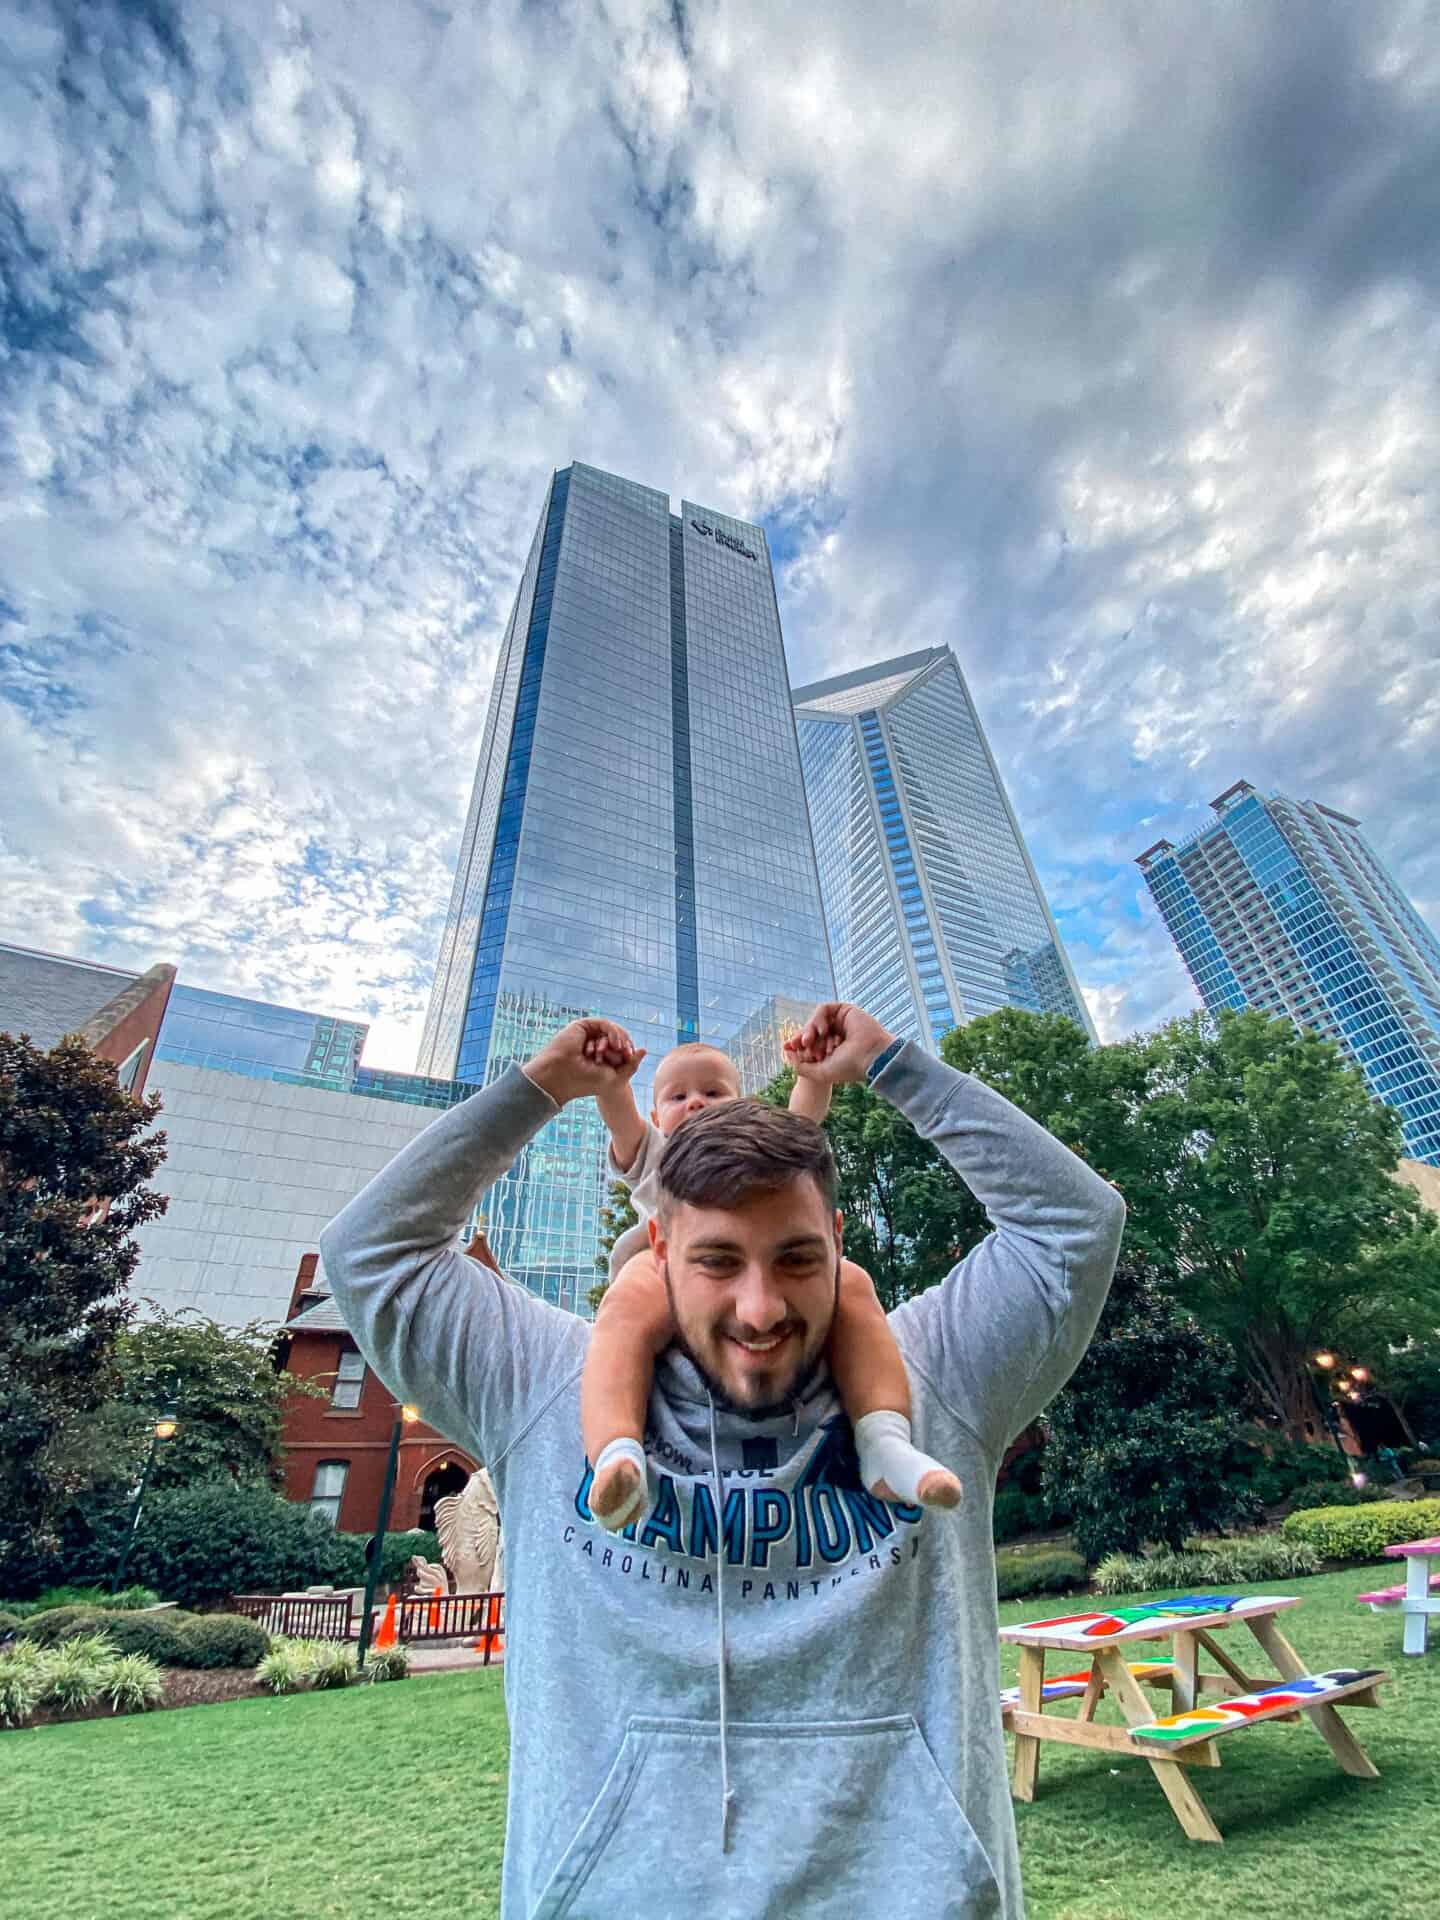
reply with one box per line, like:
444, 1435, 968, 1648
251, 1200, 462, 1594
1383, 1535, 1440, 1655
998, 1594, 1386, 1843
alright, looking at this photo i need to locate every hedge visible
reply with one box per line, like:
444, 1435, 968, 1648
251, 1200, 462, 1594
996, 1548, 1087, 1601
1280, 1498, 1440, 1561
1093, 1532, 1322, 1595
17, 1607, 270, 1669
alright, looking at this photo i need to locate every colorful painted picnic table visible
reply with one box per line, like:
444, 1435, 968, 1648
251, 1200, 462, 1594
998, 1593, 1387, 1843
1383, 1534, 1440, 1655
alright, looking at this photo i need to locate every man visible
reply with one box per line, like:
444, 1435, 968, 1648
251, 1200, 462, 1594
320, 1002, 1125, 1918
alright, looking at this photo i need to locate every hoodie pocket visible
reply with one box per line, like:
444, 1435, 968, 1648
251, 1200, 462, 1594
530, 1713, 1000, 1920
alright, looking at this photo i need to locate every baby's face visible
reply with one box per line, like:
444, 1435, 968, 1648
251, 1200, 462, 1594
651, 1048, 742, 1135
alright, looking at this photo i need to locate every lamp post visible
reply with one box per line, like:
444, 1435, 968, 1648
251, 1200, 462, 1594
1309, 1352, 1367, 1485
112, 1399, 179, 1593
356, 1401, 420, 1670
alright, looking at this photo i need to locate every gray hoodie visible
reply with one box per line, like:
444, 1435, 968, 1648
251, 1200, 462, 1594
320, 1041, 1125, 1920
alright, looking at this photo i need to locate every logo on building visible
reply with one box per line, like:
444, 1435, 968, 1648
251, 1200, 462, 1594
690, 517, 757, 562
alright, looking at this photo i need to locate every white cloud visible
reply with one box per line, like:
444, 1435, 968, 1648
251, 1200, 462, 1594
1, 0, 1437, 1067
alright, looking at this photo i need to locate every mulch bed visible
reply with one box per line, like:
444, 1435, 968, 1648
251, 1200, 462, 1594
19, 1667, 263, 1731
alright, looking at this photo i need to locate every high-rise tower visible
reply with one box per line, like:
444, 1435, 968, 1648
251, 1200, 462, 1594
792, 647, 1093, 1048
1138, 781, 1440, 1165
420, 463, 835, 1303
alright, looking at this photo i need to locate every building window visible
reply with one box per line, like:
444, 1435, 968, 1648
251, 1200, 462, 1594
115, 1041, 148, 1093
331, 1349, 365, 1410
310, 1460, 349, 1528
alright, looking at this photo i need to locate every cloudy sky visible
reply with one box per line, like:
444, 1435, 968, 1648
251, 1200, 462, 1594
3, 0, 1437, 1067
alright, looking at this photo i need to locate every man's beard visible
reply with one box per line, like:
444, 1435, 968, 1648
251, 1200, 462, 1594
660, 1256, 839, 1420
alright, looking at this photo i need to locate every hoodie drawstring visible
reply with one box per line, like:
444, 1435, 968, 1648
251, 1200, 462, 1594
707, 1392, 736, 1853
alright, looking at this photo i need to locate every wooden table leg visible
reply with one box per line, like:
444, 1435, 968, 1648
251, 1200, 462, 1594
1096, 1648, 1223, 1843
1077, 1658, 1104, 1723
1195, 1628, 1260, 1696
1171, 1629, 1199, 1715
1011, 1646, 1045, 1802
1245, 1614, 1380, 1781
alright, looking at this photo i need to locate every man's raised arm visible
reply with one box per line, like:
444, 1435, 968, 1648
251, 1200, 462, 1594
787, 1002, 1126, 1462
318, 1018, 642, 1467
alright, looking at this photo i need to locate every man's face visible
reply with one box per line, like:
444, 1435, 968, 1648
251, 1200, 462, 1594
651, 1176, 842, 1415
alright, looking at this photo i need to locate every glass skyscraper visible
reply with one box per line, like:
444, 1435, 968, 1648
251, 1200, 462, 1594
1138, 780, 1440, 1166
792, 647, 1093, 1049
420, 462, 836, 1303
157, 985, 368, 1086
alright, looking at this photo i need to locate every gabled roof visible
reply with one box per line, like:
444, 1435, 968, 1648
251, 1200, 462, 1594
283, 1290, 352, 1334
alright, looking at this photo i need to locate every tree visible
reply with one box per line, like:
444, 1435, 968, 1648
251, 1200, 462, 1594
760, 1066, 987, 1308
52, 1310, 323, 1506
0, 1032, 168, 1591
588, 1181, 639, 1314
1132, 1010, 1440, 1442
1041, 1258, 1262, 1560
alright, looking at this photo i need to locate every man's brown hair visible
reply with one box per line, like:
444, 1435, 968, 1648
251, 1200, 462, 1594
656, 1098, 838, 1215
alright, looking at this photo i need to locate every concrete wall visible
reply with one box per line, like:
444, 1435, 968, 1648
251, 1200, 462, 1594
1397, 1156, 1440, 1218
134, 1063, 436, 1326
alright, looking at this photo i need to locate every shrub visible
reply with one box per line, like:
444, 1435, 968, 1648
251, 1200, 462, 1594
105, 1653, 165, 1714
1280, 1498, 1440, 1561
1287, 1477, 1390, 1510
365, 1643, 411, 1683
339, 1529, 442, 1587
305, 1640, 357, 1690
64, 1482, 366, 1610
0, 1609, 21, 1635
16, 1606, 111, 1648
1041, 1262, 1263, 1560
176, 1614, 270, 1670
1225, 1436, 1351, 1509
38, 1639, 111, 1712
90, 1611, 194, 1665
996, 1548, 1088, 1602
1092, 1533, 1322, 1595
0, 1655, 43, 1727
257, 1642, 307, 1695
992, 1488, 1055, 1544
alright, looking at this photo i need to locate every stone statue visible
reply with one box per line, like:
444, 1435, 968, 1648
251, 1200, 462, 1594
435, 1467, 504, 1595
407, 1553, 451, 1595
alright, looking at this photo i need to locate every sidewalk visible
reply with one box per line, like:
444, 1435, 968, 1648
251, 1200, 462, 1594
404, 1642, 505, 1674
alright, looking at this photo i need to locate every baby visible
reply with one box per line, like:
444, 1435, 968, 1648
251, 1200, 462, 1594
580, 1030, 962, 1530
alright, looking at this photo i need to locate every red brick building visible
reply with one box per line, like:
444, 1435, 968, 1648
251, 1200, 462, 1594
276, 1254, 478, 1535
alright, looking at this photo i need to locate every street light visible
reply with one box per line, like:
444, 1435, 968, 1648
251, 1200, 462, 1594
356, 1402, 422, 1670
111, 1399, 180, 1593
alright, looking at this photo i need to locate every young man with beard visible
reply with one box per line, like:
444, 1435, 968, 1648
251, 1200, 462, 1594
320, 1000, 1125, 1919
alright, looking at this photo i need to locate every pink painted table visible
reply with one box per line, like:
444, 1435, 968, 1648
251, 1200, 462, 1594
1383, 1535, 1440, 1655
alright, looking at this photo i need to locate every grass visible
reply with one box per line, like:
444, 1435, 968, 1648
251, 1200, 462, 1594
4, 1567, 1436, 1920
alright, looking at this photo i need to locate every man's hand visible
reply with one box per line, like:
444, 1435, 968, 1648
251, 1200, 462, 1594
524, 1019, 646, 1109
784, 1002, 896, 1086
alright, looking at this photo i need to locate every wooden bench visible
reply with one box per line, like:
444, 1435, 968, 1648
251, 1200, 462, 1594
1357, 1573, 1440, 1609
1000, 1658, 1173, 1717
1129, 1668, 1386, 1748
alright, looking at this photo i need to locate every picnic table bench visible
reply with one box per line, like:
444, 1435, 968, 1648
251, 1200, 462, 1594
999, 1593, 1387, 1843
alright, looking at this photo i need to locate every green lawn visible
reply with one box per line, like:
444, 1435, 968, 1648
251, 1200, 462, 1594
5, 1567, 1436, 1920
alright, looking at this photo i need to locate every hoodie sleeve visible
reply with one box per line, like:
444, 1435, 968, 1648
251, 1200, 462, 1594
318, 1065, 587, 1468
878, 1042, 1125, 1462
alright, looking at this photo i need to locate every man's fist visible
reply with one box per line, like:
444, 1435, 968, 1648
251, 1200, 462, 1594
524, 1019, 646, 1108
784, 1002, 896, 1086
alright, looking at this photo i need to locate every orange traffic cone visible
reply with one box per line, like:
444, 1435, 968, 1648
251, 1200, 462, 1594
470, 1595, 504, 1660
374, 1592, 398, 1651
428, 1585, 443, 1631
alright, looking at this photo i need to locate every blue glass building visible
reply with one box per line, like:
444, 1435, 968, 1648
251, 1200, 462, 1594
792, 648, 1093, 1048
1138, 781, 1440, 1166
419, 463, 836, 1302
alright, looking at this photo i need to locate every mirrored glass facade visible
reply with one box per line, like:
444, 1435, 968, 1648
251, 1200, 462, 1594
794, 648, 1094, 1047
1139, 782, 1440, 1165
421, 463, 836, 1304
157, 984, 368, 1086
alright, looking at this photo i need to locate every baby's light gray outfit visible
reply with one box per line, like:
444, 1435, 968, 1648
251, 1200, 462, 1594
320, 1041, 1125, 1919
606, 1117, 668, 1278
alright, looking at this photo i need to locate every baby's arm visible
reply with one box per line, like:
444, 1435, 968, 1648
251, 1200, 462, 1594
581, 1248, 674, 1531
830, 1260, 962, 1510
786, 1060, 833, 1125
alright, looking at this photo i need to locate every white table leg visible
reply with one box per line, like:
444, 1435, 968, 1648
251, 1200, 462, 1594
1403, 1556, 1429, 1657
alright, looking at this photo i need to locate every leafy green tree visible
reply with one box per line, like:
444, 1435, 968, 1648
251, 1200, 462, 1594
588, 1180, 640, 1314
0, 1032, 168, 1593
1042, 1258, 1262, 1560
54, 1310, 323, 1502
760, 1066, 987, 1308
1130, 1010, 1440, 1442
